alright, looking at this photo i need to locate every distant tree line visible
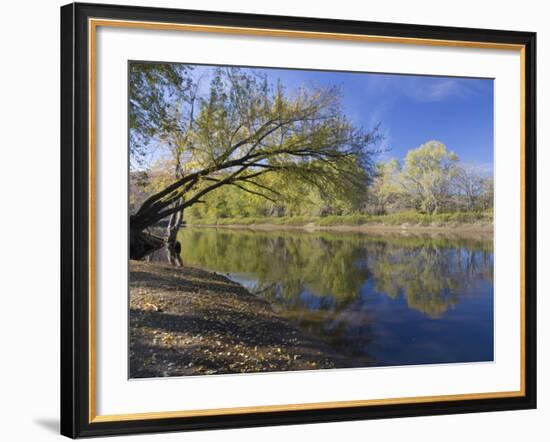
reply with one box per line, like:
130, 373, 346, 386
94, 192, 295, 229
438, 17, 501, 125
139, 140, 492, 221
365, 140, 493, 216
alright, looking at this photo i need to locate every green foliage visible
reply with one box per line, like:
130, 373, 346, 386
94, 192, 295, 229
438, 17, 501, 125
187, 209, 493, 227
129, 62, 194, 167
399, 140, 459, 214
178, 139, 493, 226
366, 159, 402, 214
129, 64, 380, 231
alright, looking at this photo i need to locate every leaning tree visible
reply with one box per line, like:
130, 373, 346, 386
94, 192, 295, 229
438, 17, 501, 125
129, 63, 381, 259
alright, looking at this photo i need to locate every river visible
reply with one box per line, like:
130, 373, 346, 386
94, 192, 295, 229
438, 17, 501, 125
157, 227, 494, 368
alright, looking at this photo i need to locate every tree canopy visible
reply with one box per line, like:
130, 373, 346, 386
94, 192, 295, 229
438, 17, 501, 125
129, 63, 381, 239
399, 140, 459, 215
180, 140, 493, 222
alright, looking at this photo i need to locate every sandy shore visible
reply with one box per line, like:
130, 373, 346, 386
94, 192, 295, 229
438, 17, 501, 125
129, 260, 345, 378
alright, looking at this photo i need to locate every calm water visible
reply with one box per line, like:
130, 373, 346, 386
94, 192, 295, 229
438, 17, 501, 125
172, 227, 494, 367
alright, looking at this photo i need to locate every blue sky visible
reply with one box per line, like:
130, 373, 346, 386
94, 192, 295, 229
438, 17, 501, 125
191, 64, 494, 173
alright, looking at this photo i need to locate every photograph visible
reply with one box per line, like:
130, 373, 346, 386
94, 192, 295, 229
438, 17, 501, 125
55, 1, 537, 438
0, 0, 544, 439
128, 61, 495, 378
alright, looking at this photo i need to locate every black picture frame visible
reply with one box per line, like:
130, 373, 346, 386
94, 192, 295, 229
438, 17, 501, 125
61, 2, 537, 438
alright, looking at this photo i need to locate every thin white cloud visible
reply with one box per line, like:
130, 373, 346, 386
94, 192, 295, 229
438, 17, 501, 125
403, 78, 467, 102
364, 74, 471, 103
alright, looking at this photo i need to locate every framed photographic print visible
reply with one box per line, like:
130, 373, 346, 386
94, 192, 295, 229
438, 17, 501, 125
60, 2, 536, 438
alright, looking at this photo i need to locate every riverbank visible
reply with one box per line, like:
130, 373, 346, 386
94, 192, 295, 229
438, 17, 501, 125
186, 211, 493, 234
189, 222, 492, 235
130, 260, 343, 377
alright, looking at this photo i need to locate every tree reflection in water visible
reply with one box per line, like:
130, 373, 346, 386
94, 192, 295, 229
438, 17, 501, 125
175, 227, 494, 366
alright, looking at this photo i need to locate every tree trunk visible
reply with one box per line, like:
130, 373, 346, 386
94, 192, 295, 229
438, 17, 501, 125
165, 199, 184, 266
129, 198, 185, 261
166, 243, 183, 266
166, 198, 184, 246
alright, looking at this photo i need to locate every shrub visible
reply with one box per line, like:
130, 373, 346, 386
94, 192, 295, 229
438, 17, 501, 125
186, 209, 493, 227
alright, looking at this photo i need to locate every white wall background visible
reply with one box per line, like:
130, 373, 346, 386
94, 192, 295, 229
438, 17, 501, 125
0, 0, 546, 440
